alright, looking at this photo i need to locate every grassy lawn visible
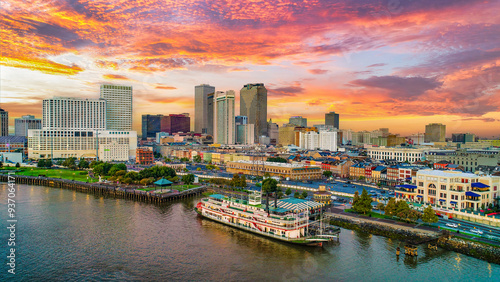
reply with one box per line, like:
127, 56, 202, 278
1, 167, 97, 182
137, 187, 158, 192
171, 184, 198, 191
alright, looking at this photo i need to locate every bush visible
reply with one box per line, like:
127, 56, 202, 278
79, 171, 87, 175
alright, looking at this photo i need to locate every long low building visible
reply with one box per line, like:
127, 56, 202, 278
395, 170, 500, 211
28, 129, 137, 161
367, 147, 428, 163
226, 160, 322, 180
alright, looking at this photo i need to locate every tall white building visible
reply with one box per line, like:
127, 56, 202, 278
319, 131, 338, 151
15, 115, 42, 136
299, 131, 338, 151
213, 90, 235, 144
100, 84, 133, 130
299, 131, 319, 150
29, 94, 136, 161
43, 97, 106, 130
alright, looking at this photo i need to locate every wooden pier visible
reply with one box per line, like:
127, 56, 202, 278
0, 174, 207, 203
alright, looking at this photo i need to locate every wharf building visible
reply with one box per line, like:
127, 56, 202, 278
395, 170, 500, 211
226, 160, 322, 180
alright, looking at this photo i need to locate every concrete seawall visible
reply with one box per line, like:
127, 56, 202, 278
327, 212, 500, 264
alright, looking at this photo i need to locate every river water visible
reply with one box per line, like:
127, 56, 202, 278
1, 184, 499, 281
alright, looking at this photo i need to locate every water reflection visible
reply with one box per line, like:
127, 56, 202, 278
1, 184, 499, 282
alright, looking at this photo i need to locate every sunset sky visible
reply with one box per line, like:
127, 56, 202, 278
1, 0, 499, 137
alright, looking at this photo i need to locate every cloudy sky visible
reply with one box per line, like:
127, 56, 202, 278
1, 0, 499, 137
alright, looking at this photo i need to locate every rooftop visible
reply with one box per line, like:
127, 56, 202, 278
417, 169, 477, 178
229, 160, 320, 168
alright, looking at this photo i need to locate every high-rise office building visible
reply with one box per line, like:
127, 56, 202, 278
42, 97, 106, 130
161, 114, 190, 134
0, 108, 8, 136
425, 123, 446, 143
235, 116, 248, 125
325, 112, 340, 129
289, 116, 307, 127
452, 133, 475, 144
15, 115, 41, 137
240, 83, 267, 140
267, 119, 279, 145
141, 114, 162, 140
213, 91, 235, 144
236, 124, 255, 145
194, 84, 215, 135
100, 84, 133, 130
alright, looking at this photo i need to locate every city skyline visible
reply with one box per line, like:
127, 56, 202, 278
1, 0, 499, 137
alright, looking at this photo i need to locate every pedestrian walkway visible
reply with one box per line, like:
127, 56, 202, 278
326, 208, 439, 236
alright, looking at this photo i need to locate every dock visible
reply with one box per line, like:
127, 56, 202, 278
0, 174, 206, 203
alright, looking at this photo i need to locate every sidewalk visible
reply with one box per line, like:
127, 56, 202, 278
326, 207, 439, 236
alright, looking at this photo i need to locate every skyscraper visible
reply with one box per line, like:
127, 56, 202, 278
289, 116, 307, 127
194, 84, 215, 135
141, 114, 162, 140
100, 84, 133, 130
325, 112, 340, 129
240, 83, 267, 140
213, 91, 235, 144
15, 115, 41, 137
267, 119, 279, 145
161, 114, 190, 134
42, 97, 106, 130
425, 123, 446, 143
0, 108, 8, 136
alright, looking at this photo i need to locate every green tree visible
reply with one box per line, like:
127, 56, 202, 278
230, 174, 241, 188
182, 174, 195, 187
376, 202, 385, 211
164, 157, 172, 163
115, 170, 127, 177
294, 191, 300, 198
239, 175, 247, 189
323, 171, 333, 178
0, 161, 3, 168
45, 160, 53, 168
140, 178, 153, 186
395, 200, 410, 216
78, 159, 89, 169
407, 209, 422, 222
62, 157, 76, 168
124, 171, 139, 181
359, 176, 365, 181
180, 157, 190, 163
15, 162, 20, 168
352, 191, 360, 212
355, 188, 373, 215
262, 178, 279, 213
196, 167, 201, 171
285, 188, 292, 196
301, 191, 308, 199
266, 157, 287, 163
193, 155, 202, 163
264, 172, 271, 179
384, 198, 397, 216
422, 205, 439, 223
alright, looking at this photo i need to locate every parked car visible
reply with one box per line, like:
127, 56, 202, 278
446, 223, 458, 228
470, 229, 484, 235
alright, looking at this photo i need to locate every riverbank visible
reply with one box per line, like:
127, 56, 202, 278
0, 174, 206, 203
327, 209, 500, 264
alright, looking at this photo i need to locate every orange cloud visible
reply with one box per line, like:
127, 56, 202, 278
102, 74, 131, 80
